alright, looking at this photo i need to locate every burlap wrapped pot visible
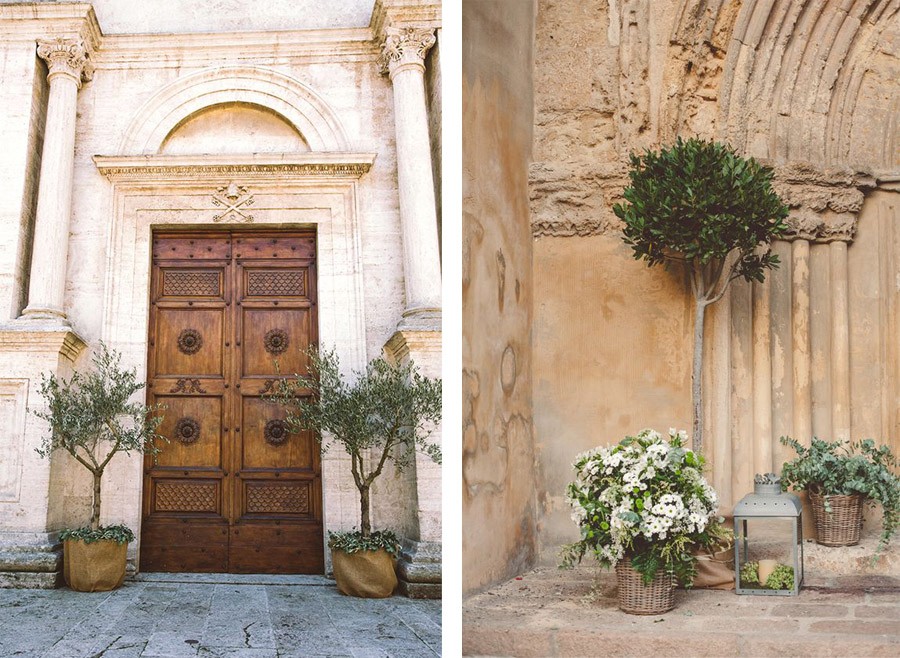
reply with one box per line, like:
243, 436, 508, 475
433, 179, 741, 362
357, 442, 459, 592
332, 548, 397, 598
63, 539, 127, 592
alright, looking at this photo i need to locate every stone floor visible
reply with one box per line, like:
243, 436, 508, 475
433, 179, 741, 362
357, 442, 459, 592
463, 539, 900, 657
0, 574, 441, 658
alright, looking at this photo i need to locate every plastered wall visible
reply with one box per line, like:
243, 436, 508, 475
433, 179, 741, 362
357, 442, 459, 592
462, 0, 537, 594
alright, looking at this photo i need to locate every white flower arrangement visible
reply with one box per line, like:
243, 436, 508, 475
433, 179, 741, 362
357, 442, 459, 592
561, 428, 725, 585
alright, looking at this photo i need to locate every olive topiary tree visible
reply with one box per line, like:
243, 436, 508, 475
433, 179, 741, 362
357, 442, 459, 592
272, 348, 441, 555
614, 137, 789, 456
34, 343, 165, 540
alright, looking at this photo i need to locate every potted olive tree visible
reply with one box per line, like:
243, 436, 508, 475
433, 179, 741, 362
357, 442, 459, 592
272, 348, 441, 598
615, 137, 789, 456
34, 343, 164, 592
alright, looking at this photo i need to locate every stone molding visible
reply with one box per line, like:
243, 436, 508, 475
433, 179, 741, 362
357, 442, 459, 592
773, 162, 877, 244
377, 27, 436, 77
93, 153, 376, 184
36, 37, 93, 87
0, 327, 86, 363
396, 538, 441, 599
530, 158, 879, 243
370, 0, 442, 38
117, 66, 353, 154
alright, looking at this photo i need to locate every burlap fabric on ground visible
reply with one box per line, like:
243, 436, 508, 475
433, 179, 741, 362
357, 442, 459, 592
63, 539, 127, 592
692, 544, 735, 590
332, 548, 397, 598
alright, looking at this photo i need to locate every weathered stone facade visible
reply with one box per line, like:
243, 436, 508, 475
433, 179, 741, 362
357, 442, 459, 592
0, 0, 442, 595
464, 0, 899, 592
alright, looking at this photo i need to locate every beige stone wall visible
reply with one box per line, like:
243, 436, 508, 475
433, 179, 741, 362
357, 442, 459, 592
463, 0, 537, 594
531, 0, 900, 549
0, 1, 443, 581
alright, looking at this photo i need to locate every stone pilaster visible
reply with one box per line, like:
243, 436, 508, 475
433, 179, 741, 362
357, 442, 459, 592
20, 37, 93, 322
378, 27, 442, 329
0, 327, 86, 588
383, 328, 441, 598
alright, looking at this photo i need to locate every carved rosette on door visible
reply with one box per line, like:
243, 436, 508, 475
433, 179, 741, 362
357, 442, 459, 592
141, 231, 322, 574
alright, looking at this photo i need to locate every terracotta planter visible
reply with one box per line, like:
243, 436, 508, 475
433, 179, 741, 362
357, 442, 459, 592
615, 557, 675, 615
808, 489, 865, 546
63, 538, 127, 592
332, 548, 397, 598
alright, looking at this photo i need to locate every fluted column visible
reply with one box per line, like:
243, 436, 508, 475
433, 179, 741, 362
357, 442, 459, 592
379, 27, 442, 328
20, 38, 93, 322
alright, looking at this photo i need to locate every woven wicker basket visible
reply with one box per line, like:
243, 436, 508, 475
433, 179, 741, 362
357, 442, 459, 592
808, 489, 864, 546
615, 558, 675, 615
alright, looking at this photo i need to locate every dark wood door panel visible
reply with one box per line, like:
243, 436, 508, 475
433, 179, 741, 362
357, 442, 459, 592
239, 396, 315, 472
152, 395, 224, 470
142, 229, 322, 574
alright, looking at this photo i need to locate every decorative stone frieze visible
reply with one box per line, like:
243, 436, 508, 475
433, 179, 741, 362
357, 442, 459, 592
772, 162, 876, 244
36, 37, 93, 87
377, 27, 436, 77
93, 154, 376, 183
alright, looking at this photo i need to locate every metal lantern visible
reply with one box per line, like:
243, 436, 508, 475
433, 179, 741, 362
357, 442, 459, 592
733, 473, 804, 596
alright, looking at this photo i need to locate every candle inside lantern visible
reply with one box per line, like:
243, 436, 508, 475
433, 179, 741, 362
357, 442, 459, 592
757, 559, 778, 584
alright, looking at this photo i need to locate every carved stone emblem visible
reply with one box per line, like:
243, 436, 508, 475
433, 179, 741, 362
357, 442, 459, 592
212, 182, 254, 223
264, 419, 289, 446
264, 329, 289, 356
174, 417, 201, 445
177, 329, 203, 355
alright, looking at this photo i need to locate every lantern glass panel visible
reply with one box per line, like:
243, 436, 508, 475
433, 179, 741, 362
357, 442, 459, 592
736, 519, 796, 590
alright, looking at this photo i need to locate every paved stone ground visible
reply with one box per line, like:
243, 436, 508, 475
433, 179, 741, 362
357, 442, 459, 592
463, 562, 900, 657
0, 574, 441, 658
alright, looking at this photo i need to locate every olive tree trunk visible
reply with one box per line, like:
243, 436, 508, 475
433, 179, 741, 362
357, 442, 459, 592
692, 300, 707, 456
91, 470, 102, 531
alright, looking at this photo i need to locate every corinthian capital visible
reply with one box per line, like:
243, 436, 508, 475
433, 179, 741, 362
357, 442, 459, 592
36, 38, 94, 87
377, 27, 436, 77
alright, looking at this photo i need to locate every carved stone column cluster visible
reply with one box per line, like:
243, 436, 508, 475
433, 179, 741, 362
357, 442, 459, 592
21, 37, 93, 322
706, 163, 875, 518
378, 27, 442, 328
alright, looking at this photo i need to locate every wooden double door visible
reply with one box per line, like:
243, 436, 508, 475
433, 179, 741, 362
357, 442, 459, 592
140, 230, 323, 573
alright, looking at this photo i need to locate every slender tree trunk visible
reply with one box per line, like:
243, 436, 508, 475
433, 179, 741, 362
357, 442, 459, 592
692, 299, 707, 456
359, 484, 371, 537
91, 470, 102, 531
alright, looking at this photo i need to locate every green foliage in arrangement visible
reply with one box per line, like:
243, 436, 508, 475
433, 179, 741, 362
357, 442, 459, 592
271, 348, 441, 539
739, 561, 795, 590
59, 525, 136, 545
766, 564, 795, 590
780, 436, 900, 553
615, 138, 789, 456
560, 428, 725, 586
33, 343, 166, 533
328, 530, 401, 557
739, 561, 760, 586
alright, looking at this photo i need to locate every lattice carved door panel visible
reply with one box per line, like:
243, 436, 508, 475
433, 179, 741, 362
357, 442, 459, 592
141, 231, 321, 574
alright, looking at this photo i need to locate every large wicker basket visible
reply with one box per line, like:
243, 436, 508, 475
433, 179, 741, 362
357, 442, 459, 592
808, 489, 864, 546
615, 558, 675, 615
